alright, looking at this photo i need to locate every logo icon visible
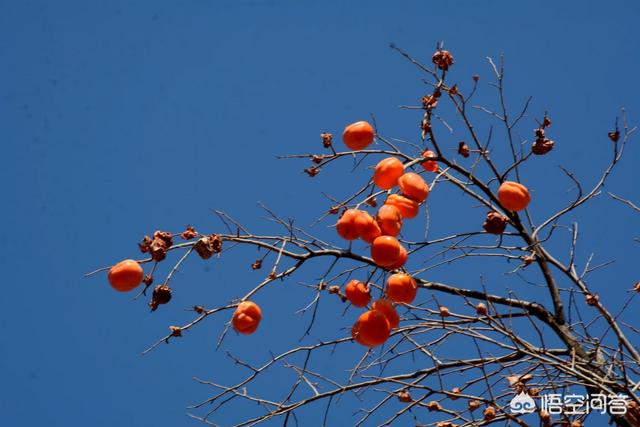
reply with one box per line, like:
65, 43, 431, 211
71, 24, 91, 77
510, 392, 536, 414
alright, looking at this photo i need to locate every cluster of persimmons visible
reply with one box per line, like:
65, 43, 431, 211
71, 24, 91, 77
105, 117, 532, 347
337, 120, 531, 348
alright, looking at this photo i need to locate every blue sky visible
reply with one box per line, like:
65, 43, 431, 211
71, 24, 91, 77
1, 1, 639, 426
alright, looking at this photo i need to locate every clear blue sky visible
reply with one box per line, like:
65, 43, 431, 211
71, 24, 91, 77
1, 1, 639, 426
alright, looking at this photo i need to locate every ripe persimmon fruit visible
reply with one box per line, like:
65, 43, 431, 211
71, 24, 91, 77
386, 273, 417, 304
343, 121, 374, 151
345, 280, 371, 307
376, 204, 402, 237
351, 309, 391, 347
232, 301, 262, 334
372, 298, 399, 328
354, 211, 381, 243
385, 194, 419, 219
498, 181, 531, 212
385, 244, 407, 270
421, 150, 438, 172
371, 236, 402, 267
373, 157, 404, 190
336, 209, 360, 240
108, 259, 144, 292
398, 172, 429, 203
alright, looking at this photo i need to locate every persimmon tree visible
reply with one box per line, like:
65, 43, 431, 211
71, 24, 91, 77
88, 44, 640, 426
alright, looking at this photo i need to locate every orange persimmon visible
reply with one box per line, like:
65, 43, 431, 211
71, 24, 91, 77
373, 157, 404, 190
421, 150, 438, 172
345, 280, 371, 307
386, 244, 407, 270
498, 181, 531, 212
354, 211, 381, 243
371, 236, 402, 267
343, 121, 374, 151
398, 172, 429, 203
385, 194, 420, 219
232, 301, 262, 334
351, 309, 391, 347
372, 298, 399, 328
108, 259, 144, 292
386, 273, 417, 304
376, 204, 402, 237
336, 209, 360, 240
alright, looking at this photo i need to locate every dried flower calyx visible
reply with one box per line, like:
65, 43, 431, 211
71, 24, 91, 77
328, 284, 347, 302
305, 166, 320, 177
608, 130, 620, 142
483, 211, 508, 234
194, 234, 222, 259
181, 225, 198, 240
476, 303, 487, 316
532, 138, 554, 155
142, 274, 153, 287
320, 132, 333, 148
585, 293, 599, 306
432, 49, 454, 71
139, 235, 153, 253
506, 373, 533, 386
426, 400, 441, 411
422, 95, 438, 109
140, 230, 174, 262
458, 141, 470, 158
532, 115, 555, 155
483, 406, 496, 421
397, 390, 412, 402
149, 284, 172, 311
420, 113, 432, 141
